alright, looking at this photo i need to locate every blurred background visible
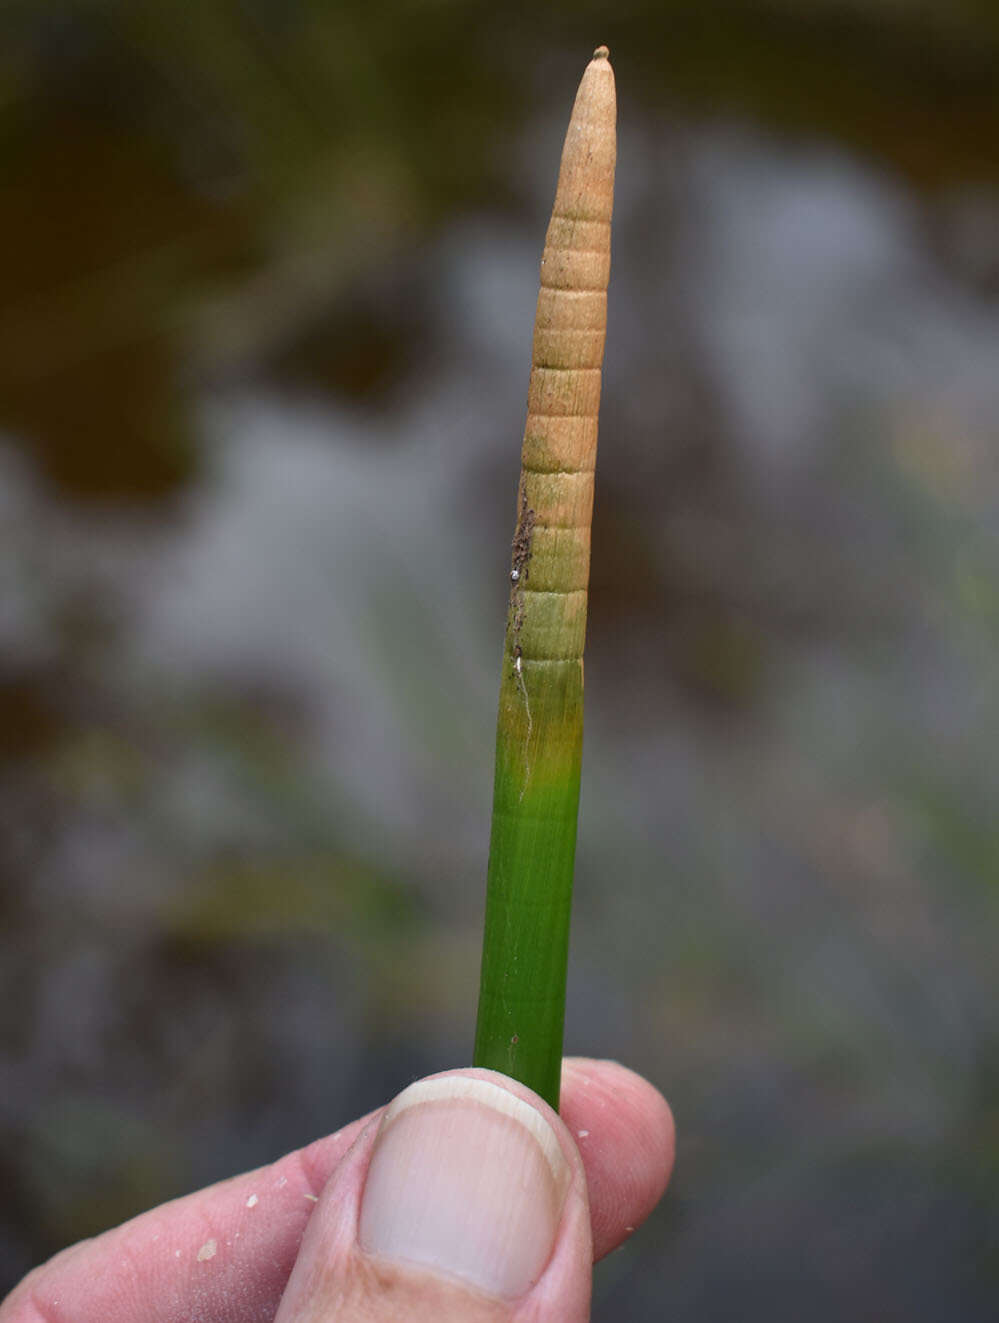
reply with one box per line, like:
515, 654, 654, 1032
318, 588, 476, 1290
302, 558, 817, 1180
2, 1, 998, 1317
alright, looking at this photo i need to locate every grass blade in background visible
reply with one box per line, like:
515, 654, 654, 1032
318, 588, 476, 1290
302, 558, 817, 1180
474, 48, 617, 1110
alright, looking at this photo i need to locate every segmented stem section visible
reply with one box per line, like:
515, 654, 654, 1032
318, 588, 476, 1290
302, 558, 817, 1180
474, 48, 616, 1109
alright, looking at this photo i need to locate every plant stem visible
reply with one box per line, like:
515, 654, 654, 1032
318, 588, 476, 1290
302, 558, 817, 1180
474, 47, 616, 1110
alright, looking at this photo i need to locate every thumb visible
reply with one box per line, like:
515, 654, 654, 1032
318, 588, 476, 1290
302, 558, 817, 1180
274, 1068, 593, 1322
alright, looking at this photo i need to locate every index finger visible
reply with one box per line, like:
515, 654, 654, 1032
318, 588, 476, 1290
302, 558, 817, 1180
2, 1112, 375, 1323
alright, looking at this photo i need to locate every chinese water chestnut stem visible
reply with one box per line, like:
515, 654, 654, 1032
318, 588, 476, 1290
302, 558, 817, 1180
474, 47, 616, 1110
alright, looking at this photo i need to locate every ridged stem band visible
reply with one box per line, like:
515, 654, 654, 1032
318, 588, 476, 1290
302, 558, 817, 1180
474, 49, 616, 1109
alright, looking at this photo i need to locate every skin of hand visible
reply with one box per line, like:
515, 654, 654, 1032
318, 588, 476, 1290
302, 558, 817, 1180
1, 1058, 674, 1323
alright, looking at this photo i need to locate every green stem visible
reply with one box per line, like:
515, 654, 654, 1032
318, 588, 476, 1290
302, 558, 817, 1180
474, 47, 616, 1109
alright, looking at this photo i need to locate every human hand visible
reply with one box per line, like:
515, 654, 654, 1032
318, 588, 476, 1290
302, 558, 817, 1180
2, 1059, 674, 1322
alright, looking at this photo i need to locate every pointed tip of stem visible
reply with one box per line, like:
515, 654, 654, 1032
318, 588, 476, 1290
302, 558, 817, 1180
592, 44, 610, 62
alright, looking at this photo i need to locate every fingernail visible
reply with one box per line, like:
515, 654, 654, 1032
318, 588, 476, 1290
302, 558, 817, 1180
358, 1075, 571, 1299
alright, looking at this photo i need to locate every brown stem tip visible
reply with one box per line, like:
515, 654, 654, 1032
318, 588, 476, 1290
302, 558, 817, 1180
592, 45, 610, 61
